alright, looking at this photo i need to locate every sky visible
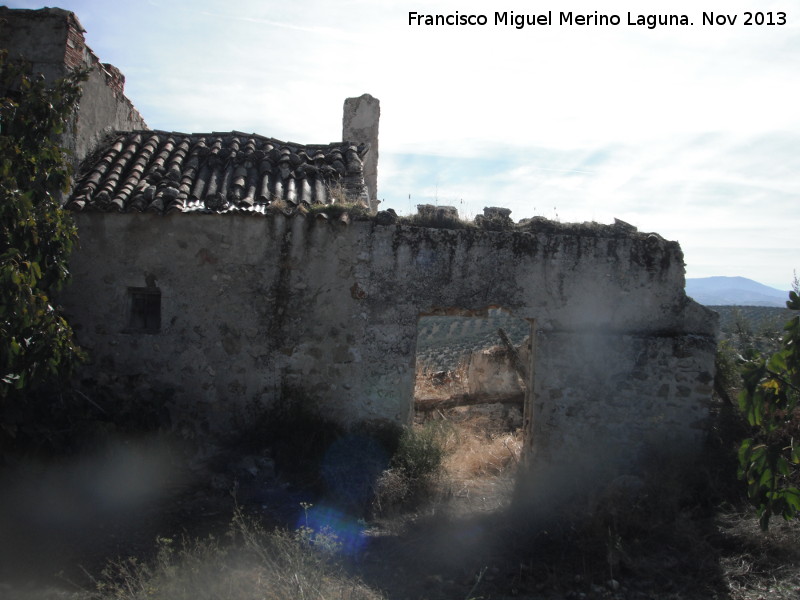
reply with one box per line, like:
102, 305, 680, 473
6, 0, 800, 289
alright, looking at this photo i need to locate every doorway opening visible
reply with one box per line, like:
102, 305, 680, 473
412, 307, 534, 514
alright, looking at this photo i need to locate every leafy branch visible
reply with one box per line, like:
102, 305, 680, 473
737, 289, 800, 529
0, 50, 87, 404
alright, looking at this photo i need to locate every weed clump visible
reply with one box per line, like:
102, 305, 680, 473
372, 423, 450, 514
393, 423, 447, 479
306, 202, 371, 222
89, 506, 383, 600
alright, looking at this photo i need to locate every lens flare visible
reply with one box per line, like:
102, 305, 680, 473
296, 504, 368, 556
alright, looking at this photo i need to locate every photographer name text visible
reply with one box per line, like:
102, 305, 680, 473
408, 11, 787, 30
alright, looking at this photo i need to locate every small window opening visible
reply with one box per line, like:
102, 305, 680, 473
127, 287, 161, 333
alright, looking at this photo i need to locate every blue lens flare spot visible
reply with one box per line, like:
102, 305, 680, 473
296, 504, 368, 557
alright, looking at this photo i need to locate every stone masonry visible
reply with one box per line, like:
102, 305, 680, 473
342, 94, 380, 212
2, 5, 718, 484
59, 209, 718, 482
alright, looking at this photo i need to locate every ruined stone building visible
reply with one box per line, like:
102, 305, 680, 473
2, 7, 718, 482
0, 7, 147, 171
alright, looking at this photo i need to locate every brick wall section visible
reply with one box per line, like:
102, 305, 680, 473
64, 13, 85, 70
100, 63, 126, 96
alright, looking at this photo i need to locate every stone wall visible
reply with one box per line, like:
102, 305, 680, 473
0, 7, 147, 170
530, 331, 714, 470
465, 342, 530, 396
59, 209, 717, 479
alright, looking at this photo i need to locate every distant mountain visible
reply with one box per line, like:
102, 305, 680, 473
686, 276, 789, 307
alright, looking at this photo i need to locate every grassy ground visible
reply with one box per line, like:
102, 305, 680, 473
1, 371, 799, 600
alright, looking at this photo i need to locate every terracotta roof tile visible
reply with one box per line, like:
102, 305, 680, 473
68, 131, 371, 214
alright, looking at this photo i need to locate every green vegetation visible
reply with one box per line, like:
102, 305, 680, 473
713, 305, 794, 358
392, 422, 447, 480
371, 422, 451, 515
737, 288, 800, 530
0, 51, 85, 404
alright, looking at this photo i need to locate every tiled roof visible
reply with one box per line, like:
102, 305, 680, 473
67, 131, 371, 214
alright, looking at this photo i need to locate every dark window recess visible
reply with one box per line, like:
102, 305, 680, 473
127, 288, 161, 333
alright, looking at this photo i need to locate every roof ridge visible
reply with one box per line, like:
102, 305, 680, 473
112, 130, 363, 149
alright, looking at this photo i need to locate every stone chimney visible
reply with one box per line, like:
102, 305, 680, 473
342, 94, 380, 213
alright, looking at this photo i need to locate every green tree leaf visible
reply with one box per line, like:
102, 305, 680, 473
0, 50, 86, 402
737, 286, 800, 530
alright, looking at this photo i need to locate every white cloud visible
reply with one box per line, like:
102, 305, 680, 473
5, 0, 798, 287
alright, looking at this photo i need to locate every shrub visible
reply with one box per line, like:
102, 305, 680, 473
392, 422, 447, 480
1, 51, 87, 403
372, 423, 450, 514
737, 288, 800, 529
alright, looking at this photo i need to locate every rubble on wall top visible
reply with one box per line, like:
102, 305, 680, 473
67, 130, 371, 214
398, 205, 659, 241
0, 6, 82, 27
515, 215, 653, 239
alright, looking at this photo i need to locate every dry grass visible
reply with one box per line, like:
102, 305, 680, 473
84, 508, 383, 600
435, 408, 523, 518
415, 360, 523, 480
371, 400, 524, 520
408, 363, 524, 517
717, 510, 800, 600
413, 363, 468, 400
5, 367, 800, 600
414, 362, 523, 480
442, 413, 522, 479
